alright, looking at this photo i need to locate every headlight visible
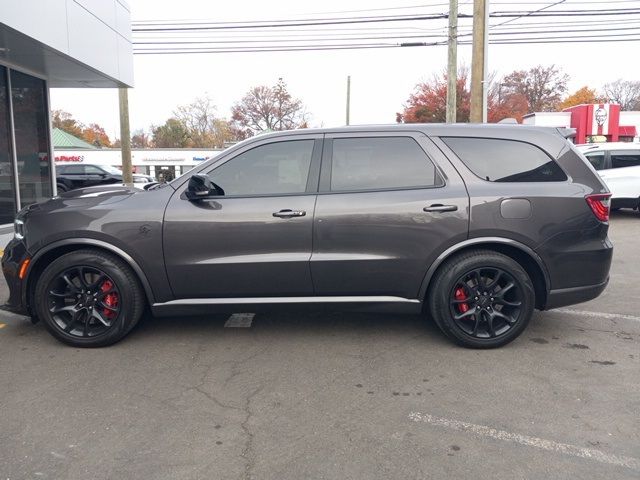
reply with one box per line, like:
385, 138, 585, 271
14, 218, 24, 240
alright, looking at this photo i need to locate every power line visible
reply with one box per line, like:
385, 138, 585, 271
490, 0, 566, 29
132, 7, 640, 32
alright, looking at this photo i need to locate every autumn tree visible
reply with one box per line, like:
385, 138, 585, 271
397, 68, 471, 123
152, 118, 190, 148
131, 129, 151, 148
52, 110, 111, 146
500, 65, 569, 112
557, 86, 601, 111
51, 110, 84, 138
487, 88, 529, 123
231, 78, 308, 137
602, 79, 640, 110
82, 123, 111, 147
172, 96, 240, 147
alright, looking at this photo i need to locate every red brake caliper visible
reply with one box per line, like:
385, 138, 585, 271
455, 287, 469, 313
101, 280, 118, 319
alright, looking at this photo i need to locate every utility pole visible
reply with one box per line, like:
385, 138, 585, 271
446, 0, 458, 123
346, 75, 351, 125
118, 88, 133, 185
470, 0, 487, 123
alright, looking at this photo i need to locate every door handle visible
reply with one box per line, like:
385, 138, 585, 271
273, 209, 306, 218
423, 204, 458, 213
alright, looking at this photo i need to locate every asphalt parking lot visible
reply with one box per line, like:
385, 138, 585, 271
0, 212, 639, 480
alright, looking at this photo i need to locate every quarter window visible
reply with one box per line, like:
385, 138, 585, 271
208, 140, 314, 196
330, 137, 443, 191
611, 151, 640, 169
442, 137, 567, 182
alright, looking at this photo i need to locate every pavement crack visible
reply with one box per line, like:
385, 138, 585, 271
240, 385, 264, 480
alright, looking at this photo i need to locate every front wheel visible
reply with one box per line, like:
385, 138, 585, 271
428, 250, 535, 349
34, 249, 145, 347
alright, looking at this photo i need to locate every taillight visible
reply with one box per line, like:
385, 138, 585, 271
585, 194, 611, 222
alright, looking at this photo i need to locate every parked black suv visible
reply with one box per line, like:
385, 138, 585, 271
56, 163, 124, 192
3, 125, 612, 348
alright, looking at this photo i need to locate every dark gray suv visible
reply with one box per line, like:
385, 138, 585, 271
2, 124, 613, 348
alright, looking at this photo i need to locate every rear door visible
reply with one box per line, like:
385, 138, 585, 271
164, 134, 322, 298
310, 131, 469, 299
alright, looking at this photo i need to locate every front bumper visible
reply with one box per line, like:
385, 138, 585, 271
1, 237, 31, 316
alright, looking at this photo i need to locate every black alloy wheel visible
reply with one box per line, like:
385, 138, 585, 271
35, 249, 145, 347
449, 267, 523, 339
428, 249, 535, 349
47, 266, 121, 338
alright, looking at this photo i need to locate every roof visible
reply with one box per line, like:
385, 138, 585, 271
52, 128, 97, 150
576, 142, 640, 151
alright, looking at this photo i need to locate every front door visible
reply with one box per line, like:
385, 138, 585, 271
311, 132, 469, 299
164, 135, 322, 298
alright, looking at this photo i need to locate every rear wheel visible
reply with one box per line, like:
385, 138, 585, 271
56, 183, 68, 193
428, 250, 535, 348
34, 249, 145, 347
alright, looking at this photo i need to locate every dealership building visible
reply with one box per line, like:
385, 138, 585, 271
52, 130, 222, 181
523, 103, 640, 144
0, 0, 133, 225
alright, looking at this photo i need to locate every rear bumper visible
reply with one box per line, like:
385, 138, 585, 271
544, 278, 609, 310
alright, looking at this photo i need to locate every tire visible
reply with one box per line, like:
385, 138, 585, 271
428, 249, 535, 349
56, 183, 68, 193
34, 249, 145, 347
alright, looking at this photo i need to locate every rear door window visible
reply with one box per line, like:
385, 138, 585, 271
611, 151, 640, 169
329, 137, 443, 191
584, 152, 606, 170
442, 137, 567, 182
64, 165, 84, 174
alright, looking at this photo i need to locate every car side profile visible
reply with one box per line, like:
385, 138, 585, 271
577, 142, 640, 211
56, 163, 155, 192
2, 124, 612, 348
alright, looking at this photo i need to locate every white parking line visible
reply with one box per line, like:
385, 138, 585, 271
409, 412, 640, 471
224, 313, 255, 328
555, 308, 640, 323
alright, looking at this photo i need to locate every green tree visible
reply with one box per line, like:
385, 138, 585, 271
151, 118, 190, 148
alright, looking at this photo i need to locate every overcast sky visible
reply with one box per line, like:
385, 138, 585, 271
51, 0, 640, 141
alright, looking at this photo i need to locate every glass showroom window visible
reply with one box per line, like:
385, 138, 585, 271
10, 70, 52, 207
0, 66, 17, 224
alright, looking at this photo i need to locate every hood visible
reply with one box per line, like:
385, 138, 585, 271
59, 184, 141, 199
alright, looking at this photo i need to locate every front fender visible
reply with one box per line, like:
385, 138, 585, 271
25, 238, 157, 308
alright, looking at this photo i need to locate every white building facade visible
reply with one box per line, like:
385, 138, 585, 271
54, 148, 224, 180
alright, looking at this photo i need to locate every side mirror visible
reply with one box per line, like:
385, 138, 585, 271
185, 173, 225, 200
